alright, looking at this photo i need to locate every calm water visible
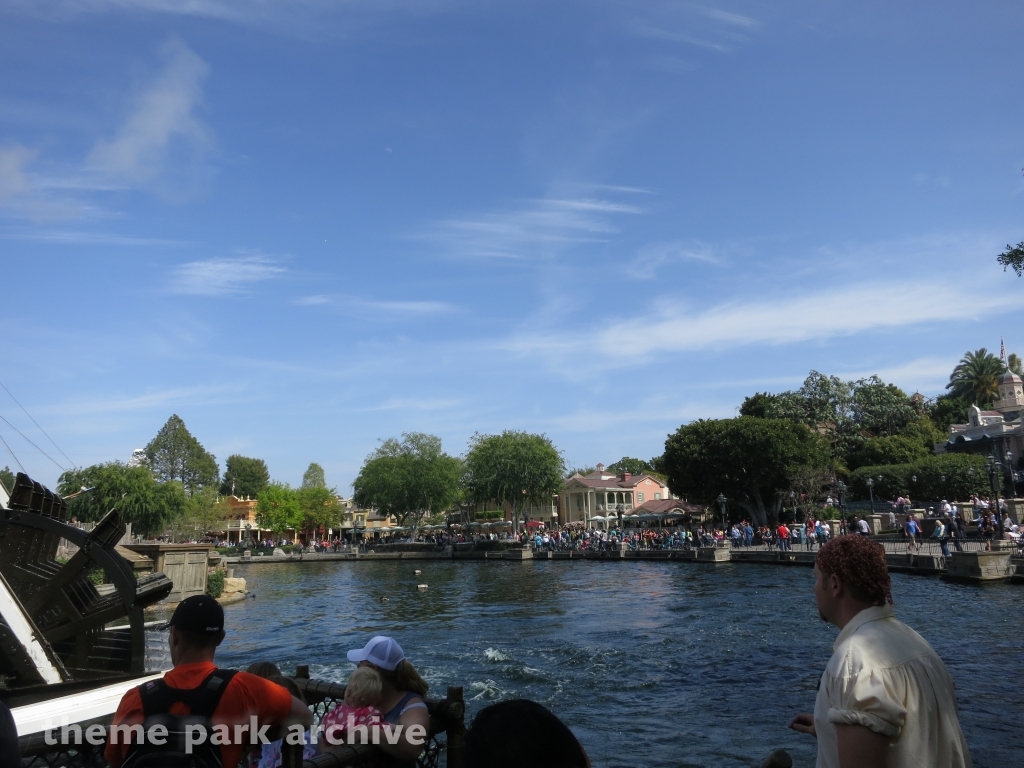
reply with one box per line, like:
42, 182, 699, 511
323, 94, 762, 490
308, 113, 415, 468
212, 560, 1021, 768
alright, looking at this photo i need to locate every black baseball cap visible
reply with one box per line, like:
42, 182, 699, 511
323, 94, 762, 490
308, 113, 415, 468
168, 595, 224, 635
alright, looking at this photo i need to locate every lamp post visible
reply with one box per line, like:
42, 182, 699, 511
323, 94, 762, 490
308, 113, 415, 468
866, 477, 875, 518
835, 481, 846, 535
244, 522, 252, 549
1005, 450, 1015, 499
716, 493, 727, 540
616, 503, 624, 533
788, 490, 796, 523
986, 453, 1005, 541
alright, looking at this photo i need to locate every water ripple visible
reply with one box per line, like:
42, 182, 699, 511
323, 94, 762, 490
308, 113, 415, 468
213, 560, 1022, 768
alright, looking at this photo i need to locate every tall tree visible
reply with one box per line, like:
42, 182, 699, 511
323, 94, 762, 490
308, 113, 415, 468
145, 415, 219, 495
1008, 353, 1023, 377
219, 455, 270, 498
301, 462, 327, 489
353, 433, 462, 531
256, 482, 304, 535
462, 431, 565, 533
741, 371, 934, 468
57, 462, 186, 536
929, 395, 971, 434
946, 348, 1003, 406
167, 486, 221, 542
662, 417, 830, 527
0, 466, 14, 495
298, 462, 342, 533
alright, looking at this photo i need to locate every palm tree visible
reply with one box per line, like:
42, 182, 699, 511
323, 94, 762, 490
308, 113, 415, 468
946, 348, 1004, 406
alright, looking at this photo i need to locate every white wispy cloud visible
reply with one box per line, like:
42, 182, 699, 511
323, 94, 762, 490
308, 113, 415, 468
361, 397, 461, 412
697, 6, 759, 29
0, 144, 35, 203
629, 240, 719, 279
87, 37, 213, 198
296, 294, 457, 315
0, 230, 190, 246
501, 280, 1019, 366
631, 1, 761, 53
170, 255, 286, 296
0, 143, 87, 220
32, 385, 240, 417
427, 196, 642, 260
12, 0, 461, 37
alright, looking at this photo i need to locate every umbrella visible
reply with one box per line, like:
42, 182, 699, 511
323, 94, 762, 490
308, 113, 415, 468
591, 515, 606, 522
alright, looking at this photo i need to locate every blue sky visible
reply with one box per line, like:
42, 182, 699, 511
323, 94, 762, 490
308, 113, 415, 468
1, 1, 1022, 492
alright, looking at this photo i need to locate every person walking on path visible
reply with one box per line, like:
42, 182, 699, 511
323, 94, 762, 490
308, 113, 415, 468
777, 522, 790, 552
789, 536, 971, 768
904, 516, 920, 552
934, 518, 950, 558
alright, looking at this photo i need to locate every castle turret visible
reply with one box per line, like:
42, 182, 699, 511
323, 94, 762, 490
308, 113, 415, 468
994, 371, 1024, 413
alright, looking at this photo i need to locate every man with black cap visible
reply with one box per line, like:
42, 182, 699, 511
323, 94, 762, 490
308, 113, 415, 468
104, 595, 312, 768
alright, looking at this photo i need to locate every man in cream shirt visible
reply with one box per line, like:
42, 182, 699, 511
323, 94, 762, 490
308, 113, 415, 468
790, 535, 971, 768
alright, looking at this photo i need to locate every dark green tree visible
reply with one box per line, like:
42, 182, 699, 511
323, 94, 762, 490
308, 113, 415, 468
851, 377, 916, 437
850, 453, 986, 501
145, 415, 219, 495
946, 348, 1004, 406
606, 457, 654, 475
353, 433, 463, 531
0, 466, 14, 495
740, 371, 938, 469
997, 241, 1024, 276
57, 462, 186, 536
662, 417, 830, 527
848, 436, 930, 470
462, 430, 565, 533
219, 455, 269, 498
929, 395, 971, 434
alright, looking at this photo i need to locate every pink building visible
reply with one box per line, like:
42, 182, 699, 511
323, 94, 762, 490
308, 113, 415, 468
560, 463, 672, 525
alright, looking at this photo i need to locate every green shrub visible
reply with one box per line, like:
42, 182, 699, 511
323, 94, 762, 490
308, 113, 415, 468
850, 453, 987, 501
206, 570, 224, 598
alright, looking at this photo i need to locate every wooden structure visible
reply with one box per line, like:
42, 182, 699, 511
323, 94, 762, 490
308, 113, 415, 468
123, 543, 213, 603
0, 473, 172, 690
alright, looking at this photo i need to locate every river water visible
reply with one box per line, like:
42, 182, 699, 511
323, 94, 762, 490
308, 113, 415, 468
215, 560, 1021, 768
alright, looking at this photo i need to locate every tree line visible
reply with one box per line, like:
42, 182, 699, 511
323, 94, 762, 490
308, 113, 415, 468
659, 348, 1016, 526
352, 430, 565, 533
55, 414, 341, 539
49, 417, 568, 538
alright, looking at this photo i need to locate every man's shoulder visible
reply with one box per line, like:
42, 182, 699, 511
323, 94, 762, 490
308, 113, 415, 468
831, 616, 939, 674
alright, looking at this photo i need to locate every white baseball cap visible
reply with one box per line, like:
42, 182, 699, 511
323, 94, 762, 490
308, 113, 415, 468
347, 636, 406, 671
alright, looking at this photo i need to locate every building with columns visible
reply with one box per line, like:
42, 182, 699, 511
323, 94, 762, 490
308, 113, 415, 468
939, 372, 1024, 473
560, 464, 672, 525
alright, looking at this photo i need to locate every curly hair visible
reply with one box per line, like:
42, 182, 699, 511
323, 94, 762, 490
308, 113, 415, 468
816, 534, 893, 606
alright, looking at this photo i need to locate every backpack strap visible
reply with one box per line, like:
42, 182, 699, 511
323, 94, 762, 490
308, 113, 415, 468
139, 669, 239, 719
